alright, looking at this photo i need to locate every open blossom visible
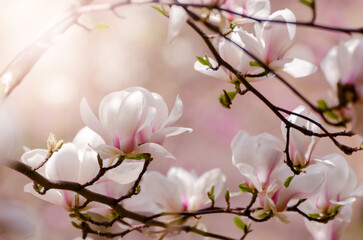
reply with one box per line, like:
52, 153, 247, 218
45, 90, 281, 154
22, 127, 144, 211
301, 154, 363, 240
321, 37, 363, 135
80, 87, 192, 160
232, 130, 324, 222
128, 167, 226, 213
281, 105, 322, 168
238, 9, 317, 78
194, 27, 256, 83
232, 130, 284, 192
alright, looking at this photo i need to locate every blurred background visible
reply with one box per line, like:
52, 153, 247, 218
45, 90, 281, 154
1, 0, 363, 239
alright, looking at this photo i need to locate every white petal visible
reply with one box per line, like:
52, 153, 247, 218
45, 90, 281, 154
105, 160, 144, 184
21, 149, 48, 171
194, 58, 229, 81
80, 98, 109, 142
45, 143, 80, 182
164, 95, 183, 127
270, 58, 317, 78
167, 6, 188, 44
135, 143, 175, 160
150, 126, 192, 144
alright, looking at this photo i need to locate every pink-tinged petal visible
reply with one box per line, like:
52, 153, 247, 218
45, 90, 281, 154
98, 91, 129, 136
24, 183, 69, 210
73, 127, 105, 150
167, 167, 195, 199
150, 126, 192, 144
270, 58, 317, 78
21, 149, 48, 171
78, 148, 100, 184
116, 91, 145, 153
336, 39, 359, 85
80, 98, 109, 142
105, 161, 144, 184
262, 9, 296, 62
141, 172, 183, 212
219, 30, 245, 72
45, 143, 80, 182
234, 162, 262, 192
321, 45, 340, 90
275, 172, 324, 211
167, 6, 188, 44
239, 28, 264, 60
246, 0, 271, 18
194, 58, 229, 81
194, 168, 226, 208
92, 144, 123, 161
351, 38, 363, 84
151, 92, 169, 129
164, 95, 183, 127
135, 142, 176, 160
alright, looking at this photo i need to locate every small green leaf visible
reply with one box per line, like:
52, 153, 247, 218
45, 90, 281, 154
257, 212, 268, 219
93, 22, 110, 30
238, 183, 252, 193
234, 217, 245, 230
325, 111, 339, 120
249, 61, 264, 67
208, 186, 215, 200
317, 99, 328, 110
332, 205, 342, 214
225, 188, 230, 203
151, 5, 167, 16
71, 221, 79, 228
127, 153, 146, 160
284, 175, 295, 188
300, 0, 314, 8
309, 213, 321, 219
196, 56, 211, 67
230, 21, 237, 29
219, 90, 232, 108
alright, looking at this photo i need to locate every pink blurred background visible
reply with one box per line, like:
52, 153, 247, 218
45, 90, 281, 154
1, 0, 363, 239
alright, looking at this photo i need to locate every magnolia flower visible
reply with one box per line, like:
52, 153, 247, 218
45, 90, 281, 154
301, 154, 363, 240
258, 165, 324, 222
231, 130, 283, 192
238, 9, 317, 78
303, 154, 363, 212
281, 105, 322, 168
22, 128, 144, 211
221, 0, 271, 24
128, 167, 226, 213
194, 27, 255, 83
80, 87, 192, 160
321, 37, 363, 135
231, 130, 324, 222
305, 204, 352, 240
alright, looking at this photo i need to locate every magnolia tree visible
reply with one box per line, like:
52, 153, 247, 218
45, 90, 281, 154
1, 0, 363, 239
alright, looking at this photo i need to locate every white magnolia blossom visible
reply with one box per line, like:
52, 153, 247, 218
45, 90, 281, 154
301, 154, 363, 240
194, 27, 256, 83
231, 130, 283, 192
232, 130, 324, 222
302, 154, 363, 213
22, 127, 143, 211
128, 167, 226, 213
281, 105, 323, 168
238, 9, 317, 78
321, 37, 363, 135
80, 87, 192, 160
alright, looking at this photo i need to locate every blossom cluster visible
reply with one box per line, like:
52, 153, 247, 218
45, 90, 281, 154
4, 0, 363, 239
